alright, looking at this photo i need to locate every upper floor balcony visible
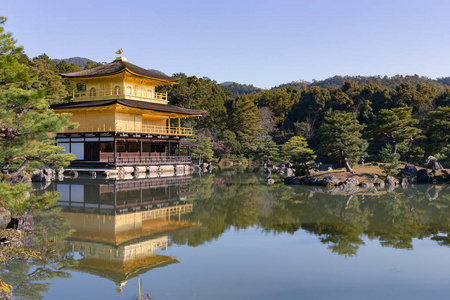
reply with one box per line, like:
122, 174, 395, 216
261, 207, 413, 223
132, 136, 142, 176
62, 123, 193, 136
72, 87, 168, 104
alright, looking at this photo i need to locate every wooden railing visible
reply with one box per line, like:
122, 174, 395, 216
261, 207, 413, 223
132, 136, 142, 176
73, 88, 168, 103
62, 123, 193, 136
109, 156, 192, 166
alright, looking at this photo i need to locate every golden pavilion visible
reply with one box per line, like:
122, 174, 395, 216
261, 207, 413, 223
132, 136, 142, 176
51, 51, 205, 169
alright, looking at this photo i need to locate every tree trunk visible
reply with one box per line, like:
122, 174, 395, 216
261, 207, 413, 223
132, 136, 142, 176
10, 160, 29, 177
391, 143, 398, 154
302, 162, 310, 175
407, 138, 413, 163
343, 156, 354, 173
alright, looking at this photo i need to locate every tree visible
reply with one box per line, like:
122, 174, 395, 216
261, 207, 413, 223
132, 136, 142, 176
0, 16, 75, 215
258, 89, 295, 125
370, 107, 420, 154
190, 137, 214, 164
228, 95, 261, 154
427, 106, 450, 165
320, 112, 367, 173
281, 136, 316, 175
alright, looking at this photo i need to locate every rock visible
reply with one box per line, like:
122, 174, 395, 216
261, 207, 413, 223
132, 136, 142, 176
404, 164, 417, 174
6, 214, 34, 231
428, 161, 442, 171
426, 186, 441, 201
374, 181, 385, 188
0, 209, 11, 229
308, 177, 323, 185
56, 168, 64, 181
442, 170, 450, 181
285, 168, 295, 177
385, 184, 395, 193
342, 178, 359, 187
339, 178, 359, 193
225, 160, 233, 167
284, 176, 295, 184
6, 174, 32, 184
385, 176, 399, 185
31, 169, 52, 182
43, 168, 55, 177
417, 169, 434, 182
400, 178, 409, 186
426, 155, 438, 165
371, 162, 379, 166
359, 182, 374, 188
369, 187, 379, 194
319, 164, 333, 171
323, 176, 339, 186
267, 179, 275, 185
369, 175, 378, 183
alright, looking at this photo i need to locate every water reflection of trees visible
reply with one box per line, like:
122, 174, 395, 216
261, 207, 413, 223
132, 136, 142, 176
0, 207, 76, 299
174, 168, 450, 257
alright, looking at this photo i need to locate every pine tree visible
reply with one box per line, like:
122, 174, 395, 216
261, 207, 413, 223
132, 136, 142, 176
190, 137, 214, 164
427, 106, 450, 165
320, 112, 367, 173
281, 136, 316, 175
229, 95, 261, 154
370, 107, 420, 154
0, 16, 76, 215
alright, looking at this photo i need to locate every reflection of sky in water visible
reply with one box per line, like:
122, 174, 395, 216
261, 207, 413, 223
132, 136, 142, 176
43, 227, 450, 300
15, 171, 450, 300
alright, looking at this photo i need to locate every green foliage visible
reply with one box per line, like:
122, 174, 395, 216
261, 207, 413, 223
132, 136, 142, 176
253, 134, 280, 162
190, 137, 214, 164
281, 136, 316, 174
320, 112, 367, 172
258, 89, 295, 125
370, 107, 420, 154
380, 153, 401, 177
427, 107, 450, 165
228, 94, 261, 153
0, 17, 76, 176
0, 182, 58, 216
29, 54, 68, 104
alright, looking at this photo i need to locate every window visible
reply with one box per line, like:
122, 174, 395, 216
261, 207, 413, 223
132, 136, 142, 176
100, 142, 114, 152
89, 88, 96, 97
142, 142, 152, 152
126, 86, 132, 95
147, 89, 152, 98
114, 85, 121, 95
127, 143, 139, 152
156, 145, 166, 153
116, 143, 126, 152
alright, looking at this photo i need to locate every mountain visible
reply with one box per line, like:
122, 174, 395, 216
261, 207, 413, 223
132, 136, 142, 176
220, 81, 263, 96
53, 57, 97, 68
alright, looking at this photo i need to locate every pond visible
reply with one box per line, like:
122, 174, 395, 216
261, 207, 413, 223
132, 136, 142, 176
2, 167, 450, 299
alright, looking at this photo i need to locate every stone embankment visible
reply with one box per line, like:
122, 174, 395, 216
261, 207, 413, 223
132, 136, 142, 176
284, 163, 449, 190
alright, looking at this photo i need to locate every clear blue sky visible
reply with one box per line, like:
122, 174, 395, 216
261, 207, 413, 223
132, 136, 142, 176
3, 0, 450, 88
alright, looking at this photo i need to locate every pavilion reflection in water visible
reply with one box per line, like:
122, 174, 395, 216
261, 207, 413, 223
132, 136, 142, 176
52, 176, 200, 289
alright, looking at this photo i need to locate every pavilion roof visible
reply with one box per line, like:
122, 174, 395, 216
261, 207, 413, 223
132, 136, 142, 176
59, 59, 179, 83
50, 99, 206, 116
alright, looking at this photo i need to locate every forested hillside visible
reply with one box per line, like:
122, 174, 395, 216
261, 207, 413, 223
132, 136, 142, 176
276, 75, 450, 92
14, 51, 450, 167
220, 81, 262, 96
52, 57, 97, 68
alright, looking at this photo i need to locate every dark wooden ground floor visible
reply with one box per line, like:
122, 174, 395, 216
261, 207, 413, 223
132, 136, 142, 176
56, 132, 195, 168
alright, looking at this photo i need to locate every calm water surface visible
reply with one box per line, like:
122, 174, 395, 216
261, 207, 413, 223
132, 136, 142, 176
3, 168, 450, 299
